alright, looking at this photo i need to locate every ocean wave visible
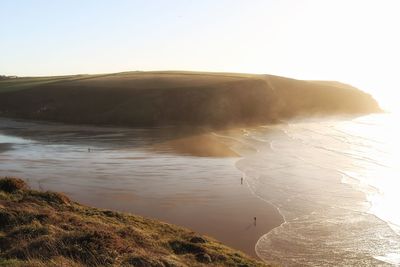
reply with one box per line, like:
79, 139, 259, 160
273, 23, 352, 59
227, 115, 400, 266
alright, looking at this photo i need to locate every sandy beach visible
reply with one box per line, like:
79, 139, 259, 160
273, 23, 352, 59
77, 168, 284, 257
153, 133, 240, 157
0, 118, 283, 257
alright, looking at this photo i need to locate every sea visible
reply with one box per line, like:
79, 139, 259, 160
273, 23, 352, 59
224, 113, 400, 266
0, 113, 399, 266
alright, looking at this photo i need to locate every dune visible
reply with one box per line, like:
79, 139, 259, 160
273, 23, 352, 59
0, 71, 381, 128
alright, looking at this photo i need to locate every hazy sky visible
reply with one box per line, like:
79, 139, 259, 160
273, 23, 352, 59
1, 0, 399, 109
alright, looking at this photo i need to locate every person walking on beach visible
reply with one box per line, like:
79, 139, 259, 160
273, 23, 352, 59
241, 177, 243, 185
254, 217, 257, 226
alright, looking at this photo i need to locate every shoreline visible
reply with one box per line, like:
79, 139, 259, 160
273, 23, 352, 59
57, 160, 284, 258
31, 179, 283, 259
0, 118, 284, 258
233, 149, 287, 261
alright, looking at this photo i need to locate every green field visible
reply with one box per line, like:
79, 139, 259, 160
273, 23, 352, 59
0, 71, 381, 127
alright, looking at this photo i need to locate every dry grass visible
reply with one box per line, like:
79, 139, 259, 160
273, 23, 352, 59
0, 177, 269, 267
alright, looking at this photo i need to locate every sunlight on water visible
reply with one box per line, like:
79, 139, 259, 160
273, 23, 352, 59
339, 113, 400, 265
230, 113, 400, 266
340, 113, 400, 233
1, 113, 399, 265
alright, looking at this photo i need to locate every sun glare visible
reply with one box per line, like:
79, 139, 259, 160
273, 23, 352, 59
2, 1, 400, 265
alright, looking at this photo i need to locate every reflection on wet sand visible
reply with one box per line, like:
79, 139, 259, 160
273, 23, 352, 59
153, 134, 239, 157
0, 118, 283, 257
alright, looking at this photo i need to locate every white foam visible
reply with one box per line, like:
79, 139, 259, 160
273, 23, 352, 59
229, 114, 400, 266
374, 253, 400, 266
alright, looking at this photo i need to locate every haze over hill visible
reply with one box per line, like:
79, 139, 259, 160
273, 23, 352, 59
0, 71, 381, 128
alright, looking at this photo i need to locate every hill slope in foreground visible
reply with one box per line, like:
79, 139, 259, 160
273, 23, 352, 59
0, 71, 381, 127
0, 177, 267, 267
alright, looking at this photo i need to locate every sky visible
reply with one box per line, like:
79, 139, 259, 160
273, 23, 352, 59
1, 0, 399, 110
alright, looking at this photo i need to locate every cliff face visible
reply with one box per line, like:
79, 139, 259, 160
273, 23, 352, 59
0, 71, 381, 127
266, 75, 381, 118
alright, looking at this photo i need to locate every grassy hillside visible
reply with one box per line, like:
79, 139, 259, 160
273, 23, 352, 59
0, 71, 381, 127
0, 177, 268, 267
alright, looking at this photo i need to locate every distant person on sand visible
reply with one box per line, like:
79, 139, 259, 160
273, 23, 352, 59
241, 177, 243, 184
254, 217, 257, 226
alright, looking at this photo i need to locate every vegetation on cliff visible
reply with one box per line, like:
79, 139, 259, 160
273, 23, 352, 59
0, 177, 268, 267
0, 71, 381, 128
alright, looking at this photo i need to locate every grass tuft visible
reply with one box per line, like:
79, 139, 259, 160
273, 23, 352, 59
25, 191, 71, 205
0, 178, 28, 193
169, 240, 206, 255
123, 255, 165, 267
0, 177, 268, 266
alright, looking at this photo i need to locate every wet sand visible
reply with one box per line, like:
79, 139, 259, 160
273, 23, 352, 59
153, 133, 240, 157
0, 118, 283, 257
77, 172, 283, 257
